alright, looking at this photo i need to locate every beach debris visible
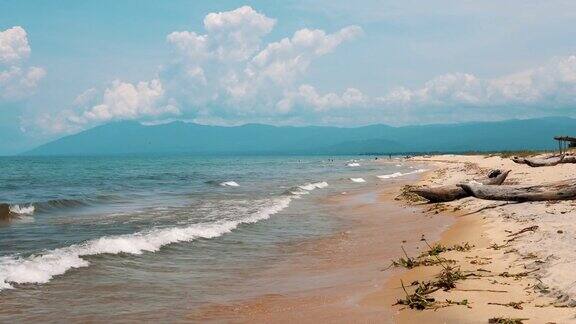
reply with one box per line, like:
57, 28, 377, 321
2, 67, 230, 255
420, 239, 474, 257
512, 154, 565, 167
460, 179, 576, 202
469, 258, 491, 265
394, 280, 471, 310
498, 268, 540, 279
410, 169, 510, 203
488, 301, 524, 309
396, 185, 426, 202
435, 265, 470, 291
394, 280, 436, 310
488, 317, 529, 324
507, 226, 539, 238
433, 299, 472, 310
489, 243, 504, 250
456, 288, 508, 293
385, 246, 455, 270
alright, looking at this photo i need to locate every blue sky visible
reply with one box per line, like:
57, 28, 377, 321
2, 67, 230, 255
1, 0, 576, 154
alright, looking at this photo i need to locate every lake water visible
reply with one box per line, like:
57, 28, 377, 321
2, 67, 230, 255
0, 155, 424, 321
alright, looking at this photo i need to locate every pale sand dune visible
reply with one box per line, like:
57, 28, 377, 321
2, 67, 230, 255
382, 154, 576, 323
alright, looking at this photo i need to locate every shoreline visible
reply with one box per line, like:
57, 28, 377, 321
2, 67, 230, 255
187, 164, 456, 322
191, 155, 576, 323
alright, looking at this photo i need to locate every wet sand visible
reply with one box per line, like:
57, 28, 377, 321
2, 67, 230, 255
188, 172, 455, 322
191, 155, 576, 323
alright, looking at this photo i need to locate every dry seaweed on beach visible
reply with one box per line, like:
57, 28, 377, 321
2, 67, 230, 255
385, 246, 455, 270
434, 265, 474, 291
394, 280, 471, 310
394, 280, 436, 310
489, 242, 509, 250
419, 239, 473, 257
498, 268, 539, 279
487, 301, 524, 310
506, 225, 539, 238
488, 317, 529, 324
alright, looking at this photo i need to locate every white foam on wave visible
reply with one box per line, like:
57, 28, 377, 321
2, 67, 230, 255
220, 181, 239, 187
377, 172, 403, 179
377, 169, 427, 180
9, 204, 35, 215
350, 178, 366, 183
298, 181, 328, 191
347, 162, 360, 167
0, 197, 290, 291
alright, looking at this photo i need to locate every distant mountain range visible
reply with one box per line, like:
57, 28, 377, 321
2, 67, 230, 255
23, 117, 575, 156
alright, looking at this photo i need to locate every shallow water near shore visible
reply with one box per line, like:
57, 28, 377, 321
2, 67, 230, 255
0, 155, 427, 321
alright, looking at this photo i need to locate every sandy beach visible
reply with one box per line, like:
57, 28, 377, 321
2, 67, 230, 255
188, 155, 576, 323
382, 154, 576, 323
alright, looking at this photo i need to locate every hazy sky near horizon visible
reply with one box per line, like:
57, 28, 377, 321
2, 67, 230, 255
1, 0, 576, 154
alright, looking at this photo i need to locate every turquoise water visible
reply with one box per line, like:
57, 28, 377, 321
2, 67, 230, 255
0, 155, 422, 321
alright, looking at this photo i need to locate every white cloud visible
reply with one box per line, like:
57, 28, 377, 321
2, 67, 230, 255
375, 55, 576, 110
80, 79, 178, 122
37, 79, 179, 134
278, 84, 366, 112
0, 26, 45, 103
0, 66, 45, 101
248, 26, 363, 85
162, 6, 362, 120
0, 26, 30, 65
32, 6, 363, 133
204, 5, 276, 61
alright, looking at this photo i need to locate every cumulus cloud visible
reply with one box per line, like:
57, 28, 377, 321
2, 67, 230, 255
80, 79, 178, 122
0, 66, 45, 101
36, 79, 179, 134
377, 55, 576, 109
203, 5, 276, 61
32, 6, 363, 133
0, 26, 45, 102
0, 26, 30, 64
278, 84, 366, 112
162, 6, 363, 120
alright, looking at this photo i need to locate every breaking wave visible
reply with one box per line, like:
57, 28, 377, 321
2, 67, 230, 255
377, 169, 427, 179
220, 181, 239, 187
0, 197, 291, 291
350, 178, 366, 183
284, 181, 329, 196
0, 203, 36, 220
205, 180, 240, 187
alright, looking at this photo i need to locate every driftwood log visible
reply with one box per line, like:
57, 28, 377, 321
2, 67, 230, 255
511, 154, 576, 167
411, 170, 510, 203
460, 179, 576, 202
